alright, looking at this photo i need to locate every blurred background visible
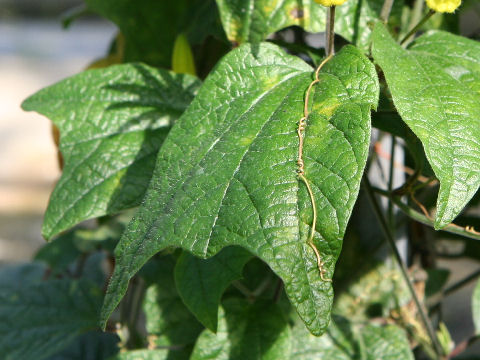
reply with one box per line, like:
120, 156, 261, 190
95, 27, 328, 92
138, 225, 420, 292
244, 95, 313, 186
0, 0, 116, 262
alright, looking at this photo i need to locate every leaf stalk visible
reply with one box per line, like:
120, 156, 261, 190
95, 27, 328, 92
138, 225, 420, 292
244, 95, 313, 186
363, 178, 444, 358
400, 9, 435, 45
326, 6, 336, 57
380, 0, 395, 22
372, 186, 480, 241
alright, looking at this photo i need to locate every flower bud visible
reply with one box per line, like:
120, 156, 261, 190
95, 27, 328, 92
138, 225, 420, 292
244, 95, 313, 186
314, 0, 348, 6
426, 0, 462, 13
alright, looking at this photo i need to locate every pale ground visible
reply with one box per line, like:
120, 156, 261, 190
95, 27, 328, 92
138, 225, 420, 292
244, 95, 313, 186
0, 19, 115, 263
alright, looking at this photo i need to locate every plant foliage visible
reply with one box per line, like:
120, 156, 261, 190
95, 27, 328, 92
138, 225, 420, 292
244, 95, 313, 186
7, 0, 480, 359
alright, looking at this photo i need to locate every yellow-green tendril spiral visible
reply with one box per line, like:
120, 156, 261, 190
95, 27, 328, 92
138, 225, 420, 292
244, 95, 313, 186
297, 55, 333, 282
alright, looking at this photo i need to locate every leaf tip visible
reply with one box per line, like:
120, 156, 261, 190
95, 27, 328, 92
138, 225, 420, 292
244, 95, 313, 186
434, 206, 455, 230
20, 95, 35, 112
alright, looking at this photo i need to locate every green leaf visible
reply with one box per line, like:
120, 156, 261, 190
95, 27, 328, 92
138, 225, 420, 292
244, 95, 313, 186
109, 349, 169, 360
215, 0, 325, 44
172, 33, 197, 76
175, 247, 252, 332
360, 323, 414, 360
22, 64, 200, 240
409, 31, 480, 94
47, 332, 119, 360
334, 262, 410, 322
290, 315, 414, 360
0, 277, 103, 360
142, 256, 203, 358
101, 43, 378, 335
190, 299, 291, 360
425, 268, 450, 298
34, 231, 82, 272
85, 0, 223, 67
334, 0, 404, 51
0, 262, 47, 288
192, 307, 413, 360
215, 0, 404, 50
473, 278, 480, 335
372, 22, 480, 228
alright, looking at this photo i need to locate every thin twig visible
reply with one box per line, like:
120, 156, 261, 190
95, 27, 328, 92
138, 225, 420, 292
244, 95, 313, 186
444, 268, 480, 297
372, 187, 480, 241
273, 279, 284, 303
380, 0, 395, 22
363, 178, 444, 358
326, 6, 336, 56
400, 9, 435, 45
387, 136, 396, 229
449, 335, 480, 358
232, 280, 253, 299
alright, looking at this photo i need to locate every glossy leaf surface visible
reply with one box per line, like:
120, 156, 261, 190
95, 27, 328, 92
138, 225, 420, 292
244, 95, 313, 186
22, 64, 200, 240
101, 43, 378, 335
372, 23, 480, 228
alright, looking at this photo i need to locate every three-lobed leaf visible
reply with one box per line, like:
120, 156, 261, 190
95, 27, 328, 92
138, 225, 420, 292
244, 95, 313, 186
22, 64, 200, 240
372, 23, 480, 228
101, 42, 378, 335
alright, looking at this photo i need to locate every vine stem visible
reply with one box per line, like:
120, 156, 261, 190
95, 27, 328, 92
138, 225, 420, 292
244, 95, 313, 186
380, 0, 395, 22
400, 9, 435, 45
444, 268, 480, 296
363, 178, 443, 358
297, 55, 333, 282
387, 136, 396, 230
326, 6, 336, 56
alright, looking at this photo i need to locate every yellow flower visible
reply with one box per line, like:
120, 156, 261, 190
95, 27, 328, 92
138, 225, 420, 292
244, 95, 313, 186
314, 0, 348, 6
426, 0, 462, 13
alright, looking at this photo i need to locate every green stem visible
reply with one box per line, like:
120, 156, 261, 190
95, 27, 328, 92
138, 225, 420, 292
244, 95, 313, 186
233, 280, 254, 299
400, 9, 435, 45
326, 6, 336, 56
380, 0, 395, 22
372, 187, 480, 241
444, 268, 480, 296
363, 178, 443, 358
387, 136, 396, 229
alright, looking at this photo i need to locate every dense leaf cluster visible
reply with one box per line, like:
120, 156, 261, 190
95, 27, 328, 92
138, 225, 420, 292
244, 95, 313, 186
5, 0, 480, 359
